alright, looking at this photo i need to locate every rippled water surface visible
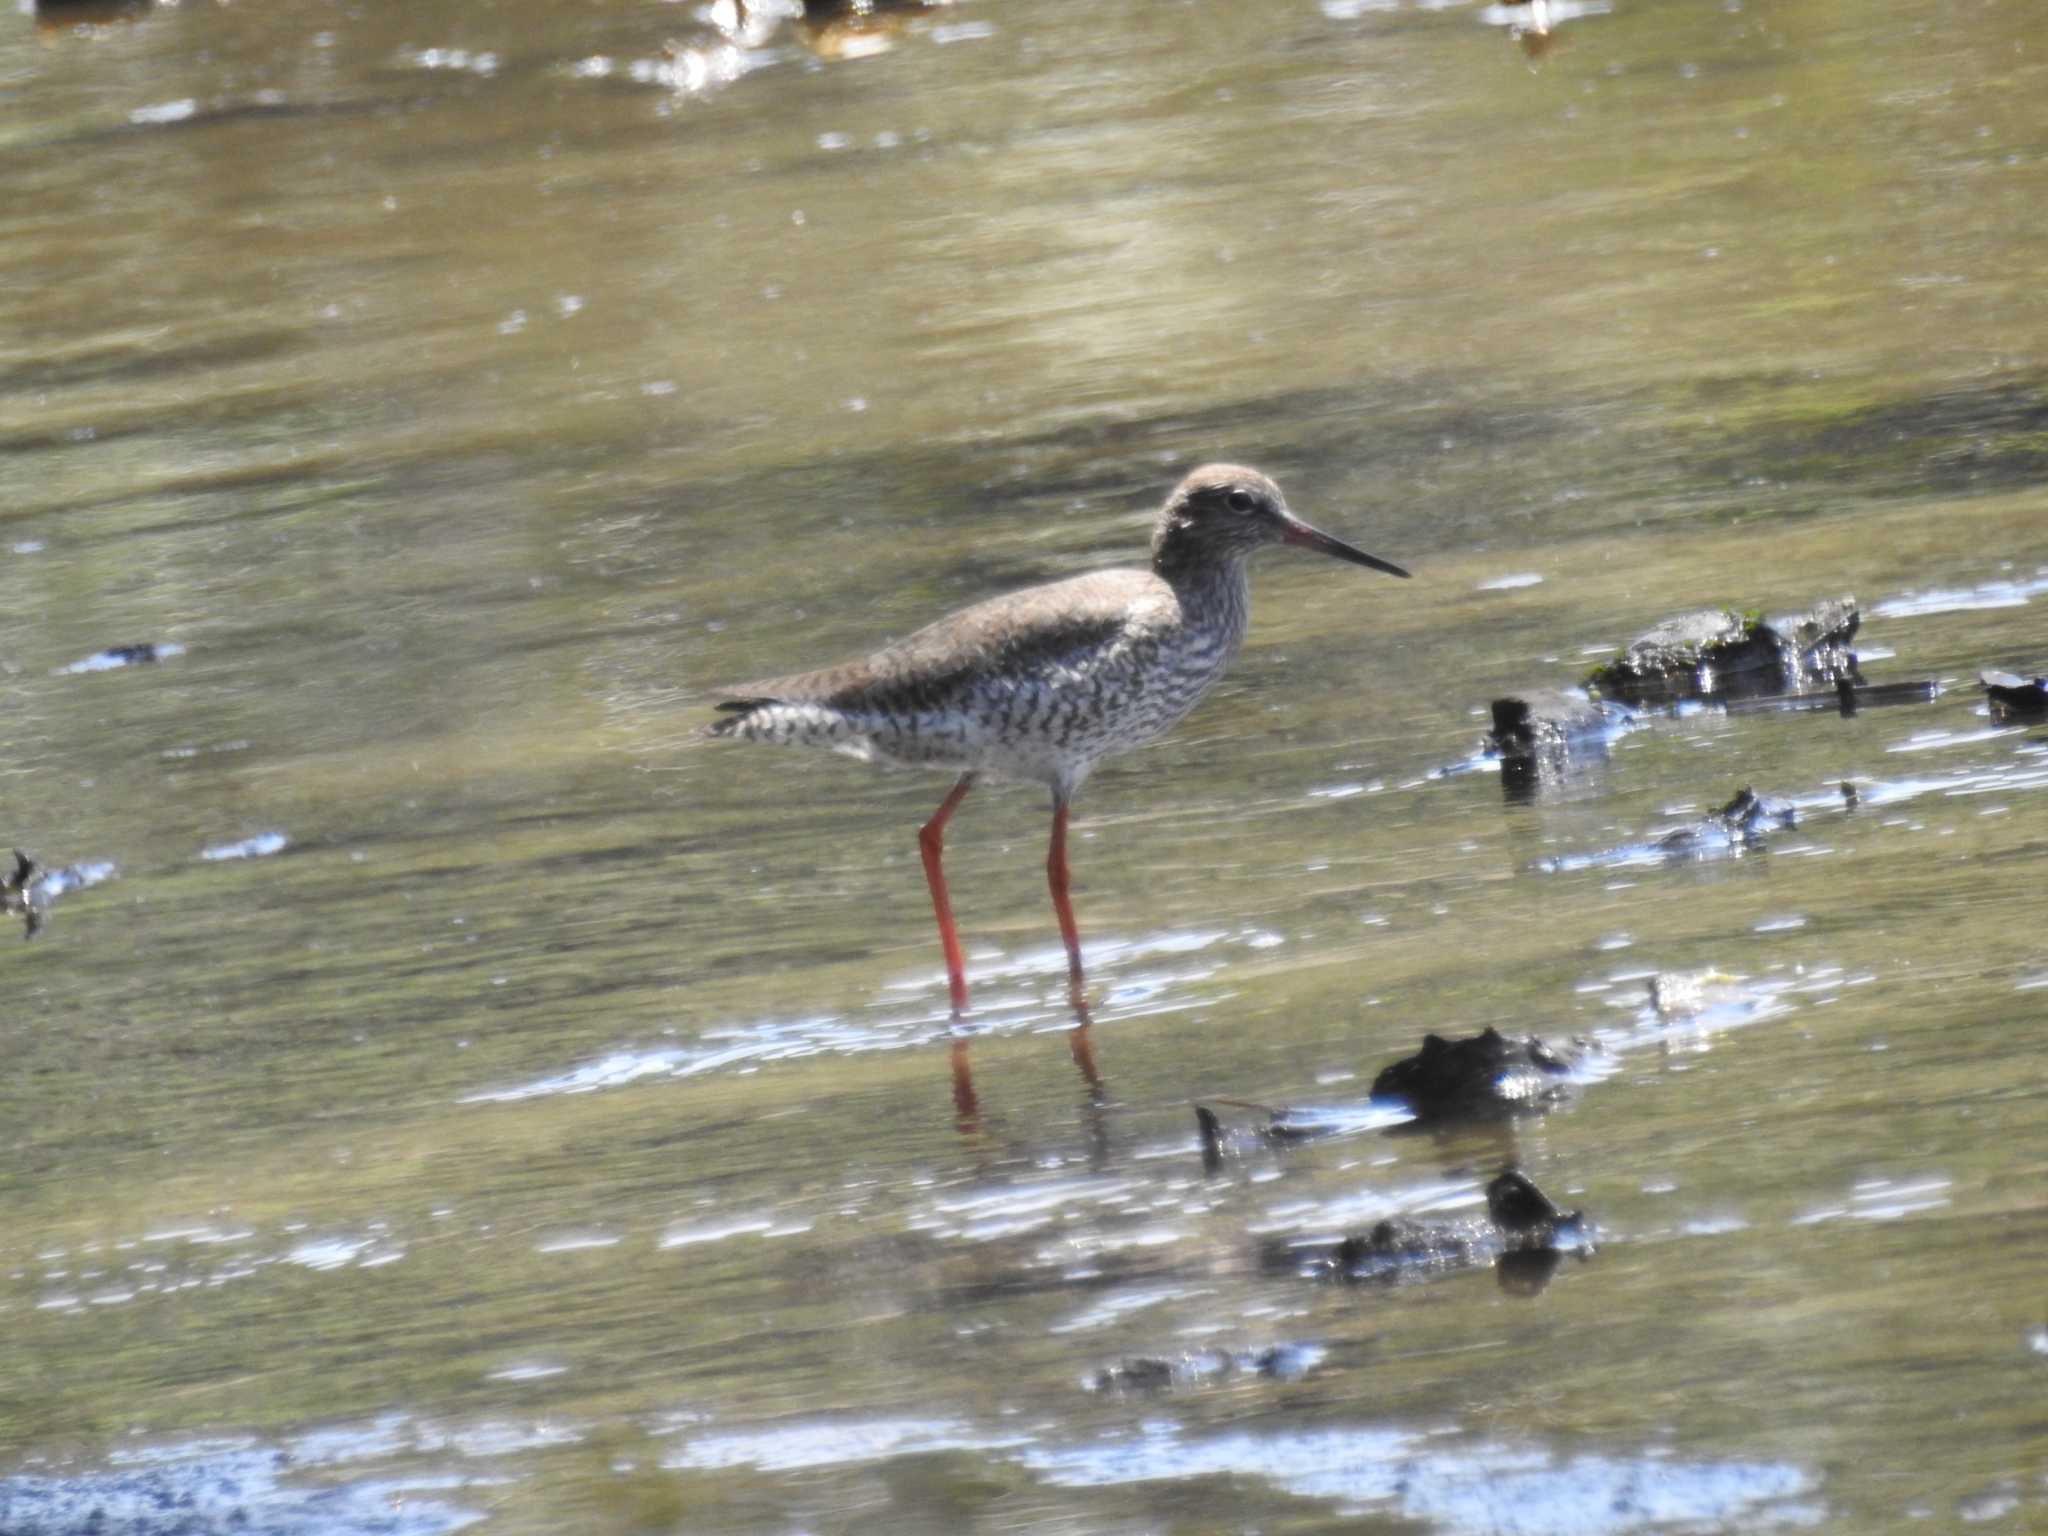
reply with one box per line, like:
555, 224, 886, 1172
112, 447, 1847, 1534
4, 0, 2046, 1531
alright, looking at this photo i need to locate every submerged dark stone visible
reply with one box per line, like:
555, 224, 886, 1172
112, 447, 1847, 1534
1371, 1027, 1576, 1122
1586, 596, 1861, 706
1, 852, 117, 938
1982, 669, 2048, 722
1490, 692, 1609, 759
1088, 1343, 1321, 1394
1195, 1103, 1228, 1175
1488, 691, 1635, 801
1484, 1166, 1577, 1238
3, 850, 42, 939
1265, 1170, 1594, 1294
1193, 1100, 1351, 1173
1542, 783, 1825, 873
1656, 785, 1796, 856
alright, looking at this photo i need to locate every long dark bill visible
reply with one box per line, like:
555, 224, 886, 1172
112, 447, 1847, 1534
1279, 516, 1411, 579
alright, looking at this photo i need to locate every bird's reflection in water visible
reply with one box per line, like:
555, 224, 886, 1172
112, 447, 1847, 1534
948, 992, 1107, 1148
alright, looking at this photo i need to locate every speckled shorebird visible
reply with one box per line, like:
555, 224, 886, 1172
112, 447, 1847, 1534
709, 465, 1410, 1017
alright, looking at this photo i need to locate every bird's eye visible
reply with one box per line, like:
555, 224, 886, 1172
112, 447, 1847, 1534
1226, 490, 1256, 514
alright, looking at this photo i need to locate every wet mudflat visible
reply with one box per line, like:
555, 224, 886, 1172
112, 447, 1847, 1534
3, 0, 2046, 1532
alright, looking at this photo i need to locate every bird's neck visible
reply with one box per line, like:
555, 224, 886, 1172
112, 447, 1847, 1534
1152, 545, 1252, 648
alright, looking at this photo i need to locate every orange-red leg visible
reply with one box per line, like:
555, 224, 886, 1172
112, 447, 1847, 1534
919, 773, 978, 1017
1047, 795, 1087, 1006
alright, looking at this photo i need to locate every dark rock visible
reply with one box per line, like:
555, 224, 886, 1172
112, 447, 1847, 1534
1194, 1103, 1227, 1175
1487, 691, 1636, 801
1333, 1217, 1481, 1278
1653, 785, 1795, 859
3, 850, 41, 939
1718, 784, 1797, 833
1484, 1167, 1578, 1238
1489, 692, 1610, 760
1780, 596, 1862, 675
1267, 1170, 1594, 1294
1, 852, 116, 937
1982, 669, 2048, 722
1587, 597, 1861, 706
1192, 1097, 1377, 1172
1088, 1343, 1322, 1393
1370, 1027, 1576, 1122
1544, 784, 1810, 872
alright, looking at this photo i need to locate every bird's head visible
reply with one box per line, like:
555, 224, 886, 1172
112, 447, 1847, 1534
1151, 463, 1410, 579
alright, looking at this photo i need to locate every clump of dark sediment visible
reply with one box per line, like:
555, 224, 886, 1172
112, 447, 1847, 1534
1483, 623, 1936, 801
1585, 596, 1861, 707
1485, 690, 1638, 800
1538, 781, 1855, 873
1719, 677, 1941, 717
1982, 669, 2048, 722
1654, 784, 1796, 858
1088, 1342, 1323, 1394
1, 851, 39, 939
1370, 1026, 1578, 1123
1192, 1098, 1407, 1175
1, 850, 118, 938
1262, 1170, 1594, 1294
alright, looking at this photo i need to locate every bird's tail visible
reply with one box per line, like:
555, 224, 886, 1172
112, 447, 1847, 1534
705, 697, 868, 754
706, 698, 777, 739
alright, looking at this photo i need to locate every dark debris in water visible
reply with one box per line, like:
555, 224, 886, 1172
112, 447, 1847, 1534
1088, 1342, 1324, 1395
1370, 1027, 1579, 1124
59, 642, 184, 675
1483, 594, 1940, 803
1586, 597, 1861, 708
2, 850, 116, 939
1263, 1170, 1594, 1297
1720, 677, 1942, 717
1193, 1093, 1417, 1173
1193, 1030, 1584, 1171
1538, 782, 1853, 873
1656, 784, 1797, 856
1486, 690, 1639, 802
1982, 669, 2048, 722
1196, 1101, 1333, 1173
3, 850, 41, 938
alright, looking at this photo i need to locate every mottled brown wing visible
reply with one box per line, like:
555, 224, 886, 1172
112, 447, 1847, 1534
713, 568, 1162, 718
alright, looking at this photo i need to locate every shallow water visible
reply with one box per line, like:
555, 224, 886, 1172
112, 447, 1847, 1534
3, 0, 2046, 1531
